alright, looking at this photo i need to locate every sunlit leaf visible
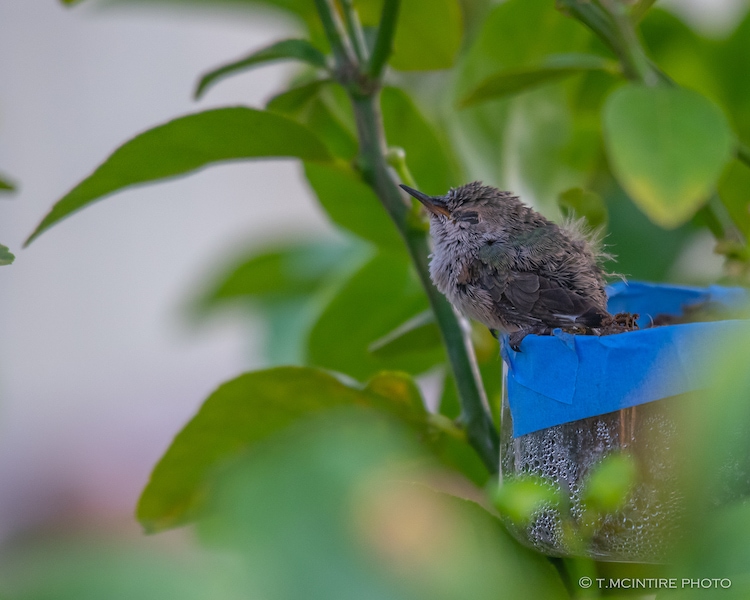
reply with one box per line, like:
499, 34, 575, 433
137, 367, 425, 532
26, 108, 332, 245
603, 85, 733, 229
304, 162, 404, 252
381, 87, 461, 195
307, 253, 443, 380
194, 39, 327, 99
460, 54, 617, 107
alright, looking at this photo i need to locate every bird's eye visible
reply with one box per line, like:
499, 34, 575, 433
454, 211, 479, 224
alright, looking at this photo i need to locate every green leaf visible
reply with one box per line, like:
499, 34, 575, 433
307, 253, 443, 380
0, 244, 15, 266
203, 410, 566, 600
458, 0, 594, 92
459, 54, 618, 108
718, 160, 750, 237
0, 173, 16, 192
582, 453, 637, 513
502, 87, 601, 212
194, 39, 327, 99
558, 187, 608, 229
267, 81, 356, 160
25, 108, 332, 246
359, 0, 463, 71
266, 80, 330, 115
603, 85, 733, 229
492, 475, 561, 525
304, 162, 404, 252
368, 310, 441, 359
137, 366, 425, 532
381, 87, 460, 195
196, 240, 357, 309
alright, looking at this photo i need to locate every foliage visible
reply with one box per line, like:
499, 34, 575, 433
11, 0, 750, 598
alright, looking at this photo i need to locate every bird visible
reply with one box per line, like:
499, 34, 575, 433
400, 182, 611, 350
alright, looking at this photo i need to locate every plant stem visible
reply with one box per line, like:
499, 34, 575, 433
351, 93, 499, 471
339, 0, 368, 64
313, 0, 353, 66
367, 0, 400, 79
314, 0, 499, 472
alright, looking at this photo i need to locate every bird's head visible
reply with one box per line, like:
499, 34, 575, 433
400, 182, 517, 242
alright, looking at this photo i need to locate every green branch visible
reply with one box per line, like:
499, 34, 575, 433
339, 0, 368, 64
313, 0, 353, 66
313, 0, 499, 472
367, 0, 400, 79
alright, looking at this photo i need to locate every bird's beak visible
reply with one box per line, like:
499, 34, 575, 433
399, 184, 451, 217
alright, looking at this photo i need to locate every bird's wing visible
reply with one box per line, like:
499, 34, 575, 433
477, 240, 605, 327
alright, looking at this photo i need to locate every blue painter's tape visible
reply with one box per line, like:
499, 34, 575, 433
503, 282, 749, 437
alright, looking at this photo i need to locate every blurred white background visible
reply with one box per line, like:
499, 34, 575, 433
0, 0, 742, 547
0, 0, 333, 544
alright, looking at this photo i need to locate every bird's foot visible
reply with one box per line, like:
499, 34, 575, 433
508, 326, 550, 351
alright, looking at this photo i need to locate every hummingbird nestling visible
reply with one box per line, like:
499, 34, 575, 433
400, 182, 611, 350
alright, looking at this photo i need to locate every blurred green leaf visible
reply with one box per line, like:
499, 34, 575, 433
369, 310, 441, 359
492, 475, 560, 526
603, 85, 733, 229
640, 9, 724, 118
503, 87, 601, 211
304, 162, 404, 252
266, 81, 357, 159
582, 453, 637, 513
193, 239, 366, 364
203, 409, 567, 600
194, 39, 327, 99
359, 0, 463, 71
303, 98, 358, 159
2, 543, 238, 600
718, 160, 750, 237
266, 79, 330, 114
558, 187, 608, 229
631, 0, 658, 22
26, 108, 333, 246
460, 54, 617, 108
197, 240, 356, 309
381, 87, 460, 195
307, 253, 443, 380
0, 244, 15, 266
602, 179, 695, 281
0, 172, 16, 192
137, 366, 426, 532
452, 0, 596, 186
458, 0, 594, 91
